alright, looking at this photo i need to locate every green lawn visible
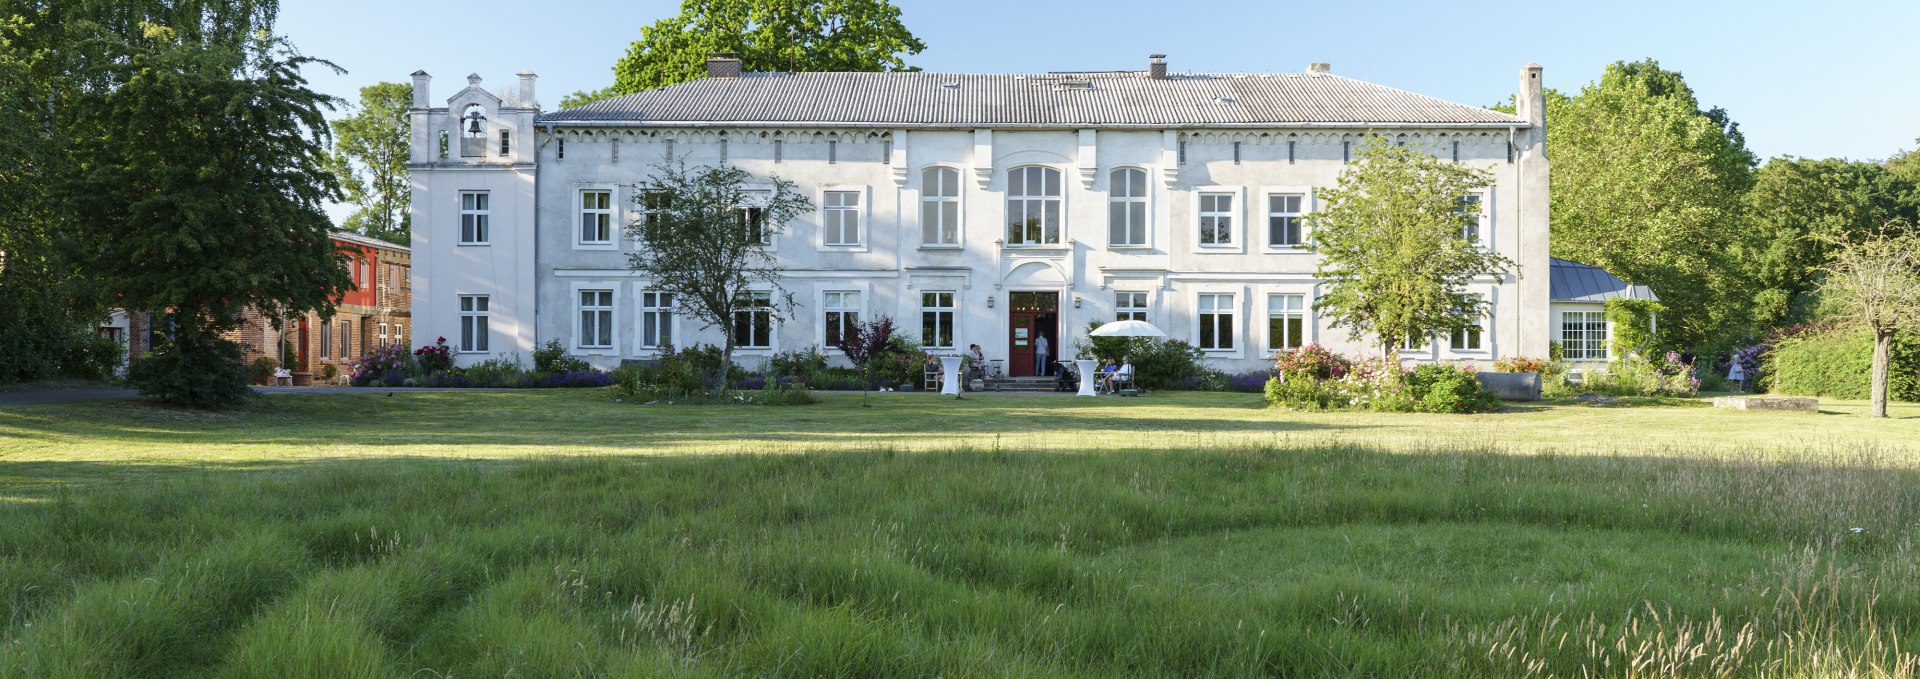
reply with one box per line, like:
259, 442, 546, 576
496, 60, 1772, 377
2, 391, 1918, 677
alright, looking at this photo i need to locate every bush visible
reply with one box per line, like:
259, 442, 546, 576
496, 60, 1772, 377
1265, 375, 1333, 410
1274, 344, 1351, 382
1225, 371, 1272, 393
1771, 328, 1920, 402
412, 337, 453, 375
248, 356, 279, 385
1074, 323, 1209, 390
533, 340, 592, 374
319, 364, 338, 381
348, 344, 413, 387
533, 370, 614, 389
463, 355, 531, 388
1573, 354, 1698, 398
128, 336, 251, 408
1410, 364, 1500, 414
61, 330, 125, 381
769, 345, 828, 386
873, 336, 932, 389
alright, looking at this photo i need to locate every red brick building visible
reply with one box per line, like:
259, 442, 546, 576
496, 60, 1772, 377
112, 232, 411, 383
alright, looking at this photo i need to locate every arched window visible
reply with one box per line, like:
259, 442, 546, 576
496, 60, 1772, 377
1006, 166, 1061, 245
920, 167, 960, 245
1108, 168, 1147, 246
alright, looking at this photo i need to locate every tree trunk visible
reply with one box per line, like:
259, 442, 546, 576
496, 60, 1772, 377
1870, 327, 1892, 418
720, 339, 734, 394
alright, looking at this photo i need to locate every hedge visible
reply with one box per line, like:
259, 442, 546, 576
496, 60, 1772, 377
1770, 328, 1920, 402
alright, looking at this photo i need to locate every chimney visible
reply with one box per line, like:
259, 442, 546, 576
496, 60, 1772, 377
1517, 62, 1545, 126
1307, 62, 1331, 75
410, 70, 431, 109
1148, 54, 1168, 80
706, 52, 743, 78
516, 69, 537, 108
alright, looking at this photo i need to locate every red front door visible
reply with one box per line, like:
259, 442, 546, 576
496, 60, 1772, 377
1007, 292, 1059, 377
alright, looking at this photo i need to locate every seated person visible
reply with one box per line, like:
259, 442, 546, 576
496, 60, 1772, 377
1097, 359, 1118, 392
1107, 356, 1134, 393
967, 344, 987, 378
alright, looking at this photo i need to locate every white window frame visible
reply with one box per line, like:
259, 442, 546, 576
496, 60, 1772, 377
459, 191, 490, 245
1459, 189, 1495, 249
1107, 167, 1151, 248
1262, 188, 1312, 251
1115, 291, 1148, 322
634, 287, 676, 352
1195, 292, 1238, 353
919, 291, 957, 350
919, 166, 963, 248
1005, 166, 1064, 247
819, 186, 867, 250
576, 186, 617, 250
732, 289, 776, 351
1401, 331, 1435, 361
574, 287, 617, 354
1193, 186, 1243, 252
1265, 292, 1309, 355
820, 289, 862, 349
457, 295, 489, 353
1561, 310, 1609, 361
736, 187, 775, 250
1450, 294, 1491, 354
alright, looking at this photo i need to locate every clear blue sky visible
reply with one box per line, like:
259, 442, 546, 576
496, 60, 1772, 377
283, 0, 1918, 221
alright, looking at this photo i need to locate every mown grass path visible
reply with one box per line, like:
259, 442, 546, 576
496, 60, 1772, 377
2, 392, 1917, 676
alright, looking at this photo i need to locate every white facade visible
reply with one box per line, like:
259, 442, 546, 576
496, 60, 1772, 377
409, 61, 1553, 374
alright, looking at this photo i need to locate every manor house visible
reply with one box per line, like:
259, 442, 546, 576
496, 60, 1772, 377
407, 55, 1561, 375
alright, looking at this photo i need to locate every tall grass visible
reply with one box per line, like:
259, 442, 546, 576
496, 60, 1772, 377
2, 433, 1917, 676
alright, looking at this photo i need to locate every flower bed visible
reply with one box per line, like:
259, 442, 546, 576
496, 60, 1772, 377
1264, 344, 1500, 413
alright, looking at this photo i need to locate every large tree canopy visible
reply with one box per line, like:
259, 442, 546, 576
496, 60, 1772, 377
561, 0, 925, 109
1541, 59, 1757, 348
326, 82, 413, 245
1309, 141, 1516, 357
1738, 157, 1918, 327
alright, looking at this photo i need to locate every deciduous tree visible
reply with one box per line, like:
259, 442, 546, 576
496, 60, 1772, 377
1818, 230, 1920, 418
625, 162, 813, 388
326, 82, 413, 244
1540, 59, 1757, 347
67, 28, 353, 406
561, 0, 925, 108
1309, 141, 1516, 357
1738, 157, 1917, 327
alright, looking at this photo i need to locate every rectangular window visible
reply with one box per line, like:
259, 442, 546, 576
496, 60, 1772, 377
499, 129, 510, 156
1198, 192, 1234, 245
459, 191, 490, 245
736, 190, 771, 246
882, 138, 893, 163
1403, 332, 1430, 353
638, 187, 671, 227
822, 191, 861, 245
1108, 168, 1148, 246
664, 139, 674, 162
339, 320, 351, 358
1288, 140, 1296, 164
920, 292, 955, 349
1267, 294, 1306, 351
1457, 194, 1484, 241
639, 291, 674, 349
920, 167, 961, 245
828, 140, 838, 164
1267, 193, 1305, 248
719, 138, 728, 164
578, 289, 614, 349
732, 290, 773, 349
1451, 295, 1486, 351
1232, 141, 1242, 164
397, 324, 406, 346
1198, 293, 1234, 350
378, 322, 389, 346
1562, 311, 1607, 360
1452, 141, 1460, 162
1115, 292, 1147, 322
459, 295, 490, 352
360, 260, 371, 288
319, 321, 331, 359
822, 291, 860, 347
774, 139, 782, 163
1343, 141, 1352, 163
1005, 167, 1062, 246
1177, 140, 1187, 165
579, 190, 613, 244
557, 137, 564, 160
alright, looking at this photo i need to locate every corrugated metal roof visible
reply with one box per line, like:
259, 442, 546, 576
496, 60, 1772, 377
1550, 258, 1657, 302
537, 71, 1526, 127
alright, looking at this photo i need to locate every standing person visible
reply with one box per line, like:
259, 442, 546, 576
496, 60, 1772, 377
1726, 353, 1746, 393
1034, 333, 1051, 377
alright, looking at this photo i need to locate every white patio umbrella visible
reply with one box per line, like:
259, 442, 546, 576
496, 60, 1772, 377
1089, 319, 1167, 338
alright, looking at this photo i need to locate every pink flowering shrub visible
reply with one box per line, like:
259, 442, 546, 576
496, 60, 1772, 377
413, 337, 454, 375
350, 343, 415, 387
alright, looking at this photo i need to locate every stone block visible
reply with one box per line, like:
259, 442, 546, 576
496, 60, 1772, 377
1713, 396, 1818, 412
1477, 372, 1541, 401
